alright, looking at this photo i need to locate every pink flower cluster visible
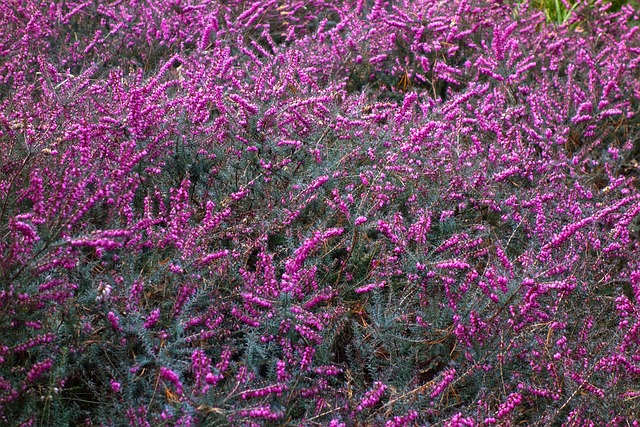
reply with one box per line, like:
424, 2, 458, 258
2, 0, 640, 425
356, 381, 387, 412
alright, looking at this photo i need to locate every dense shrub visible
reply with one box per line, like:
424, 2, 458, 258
1, 0, 640, 425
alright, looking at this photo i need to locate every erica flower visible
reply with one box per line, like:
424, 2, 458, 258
357, 381, 387, 412
159, 367, 183, 396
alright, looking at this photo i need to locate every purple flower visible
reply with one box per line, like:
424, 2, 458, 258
357, 381, 387, 412
143, 309, 160, 329
159, 367, 183, 396
107, 311, 121, 331
24, 359, 53, 385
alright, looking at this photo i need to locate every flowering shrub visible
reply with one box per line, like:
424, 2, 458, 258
1, 0, 640, 425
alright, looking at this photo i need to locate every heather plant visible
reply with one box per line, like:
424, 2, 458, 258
1, 0, 640, 426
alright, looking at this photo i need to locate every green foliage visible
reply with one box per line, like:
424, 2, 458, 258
535, 0, 579, 24
512, 0, 640, 25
